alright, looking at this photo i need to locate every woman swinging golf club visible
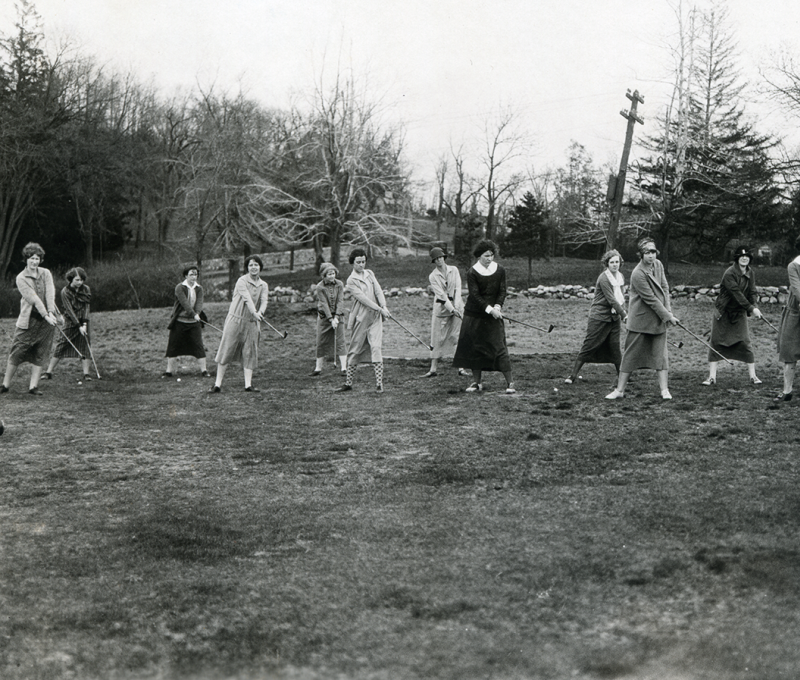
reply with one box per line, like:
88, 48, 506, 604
776, 234, 800, 401
423, 246, 467, 378
606, 238, 679, 401
565, 249, 627, 385
701, 246, 763, 387
45, 267, 93, 382
1, 243, 58, 396
210, 255, 269, 393
310, 262, 347, 377
163, 265, 211, 379
336, 248, 390, 393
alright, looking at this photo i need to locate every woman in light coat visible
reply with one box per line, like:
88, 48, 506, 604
776, 234, 800, 401
423, 246, 466, 377
606, 238, 679, 400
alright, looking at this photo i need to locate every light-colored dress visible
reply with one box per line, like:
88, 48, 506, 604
345, 268, 386, 365
428, 264, 464, 360
778, 256, 800, 363
214, 275, 269, 370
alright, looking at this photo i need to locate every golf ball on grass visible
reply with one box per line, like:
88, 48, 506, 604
77, 381, 82, 385
177, 378, 181, 382
553, 387, 558, 392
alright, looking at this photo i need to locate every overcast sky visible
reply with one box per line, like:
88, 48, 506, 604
3, 0, 800, 191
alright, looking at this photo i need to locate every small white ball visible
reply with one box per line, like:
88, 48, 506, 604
553, 387, 558, 392
177, 378, 181, 382
77, 381, 82, 385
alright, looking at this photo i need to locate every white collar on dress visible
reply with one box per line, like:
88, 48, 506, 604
182, 280, 197, 289
473, 261, 498, 276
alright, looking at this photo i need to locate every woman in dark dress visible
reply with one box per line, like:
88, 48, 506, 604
702, 246, 762, 386
453, 239, 515, 394
163, 265, 209, 378
45, 267, 92, 381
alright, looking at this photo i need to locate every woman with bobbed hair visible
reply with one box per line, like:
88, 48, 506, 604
45, 266, 92, 381
336, 248, 391, 393
210, 255, 269, 393
565, 249, 627, 385
423, 246, 466, 377
310, 262, 347, 376
1, 242, 58, 395
775, 234, 800, 401
606, 237, 679, 401
163, 265, 210, 378
702, 245, 762, 386
453, 239, 515, 394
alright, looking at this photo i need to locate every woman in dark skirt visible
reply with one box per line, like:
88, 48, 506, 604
453, 239, 515, 394
1, 242, 58, 396
311, 262, 347, 376
606, 238, 679, 401
164, 265, 209, 378
565, 249, 627, 384
45, 267, 92, 380
776, 235, 800, 401
702, 246, 763, 386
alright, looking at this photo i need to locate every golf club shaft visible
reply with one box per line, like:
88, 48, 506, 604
85, 338, 101, 379
203, 321, 225, 334
678, 323, 733, 365
55, 324, 85, 360
761, 316, 779, 333
389, 316, 433, 351
504, 315, 553, 333
260, 318, 287, 338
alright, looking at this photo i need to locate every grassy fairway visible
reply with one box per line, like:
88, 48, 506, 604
1, 294, 799, 679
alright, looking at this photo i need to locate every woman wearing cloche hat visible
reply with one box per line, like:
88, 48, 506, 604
423, 246, 467, 378
701, 245, 763, 386
311, 262, 347, 376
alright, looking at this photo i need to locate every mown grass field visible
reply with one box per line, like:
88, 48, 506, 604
1, 266, 799, 679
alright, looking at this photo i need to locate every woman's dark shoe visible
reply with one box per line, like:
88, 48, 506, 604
201, 370, 211, 378
1, 385, 9, 393
161, 372, 172, 378
29, 388, 43, 396
335, 384, 353, 392
245, 386, 260, 392
209, 385, 221, 393
309, 370, 322, 376
43, 372, 53, 380
83, 374, 92, 382
774, 391, 792, 402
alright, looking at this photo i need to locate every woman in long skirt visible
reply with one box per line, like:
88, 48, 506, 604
310, 262, 347, 376
336, 248, 391, 393
163, 265, 210, 378
702, 246, 763, 386
453, 239, 515, 394
45, 267, 92, 381
606, 238, 679, 401
565, 249, 627, 384
210, 255, 269, 393
423, 246, 467, 378
776, 235, 800, 401
1, 242, 58, 396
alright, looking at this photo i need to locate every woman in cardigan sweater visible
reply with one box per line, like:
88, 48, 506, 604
423, 246, 466, 378
606, 238, 680, 401
311, 262, 347, 376
45, 267, 92, 381
702, 246, 762, 386
163, 265, 209, 378
1, 243, 58, 396
776, 235, 800, 401
565, 249, 627, 385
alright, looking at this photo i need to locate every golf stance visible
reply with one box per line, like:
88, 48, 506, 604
702, 246, 762, 386
336, 248, 390, 393
210, 255, 269, 393
452, 239, 515, 394
565, 249, 627, 385
775, 234, 800, 401
423, 246, 467, 378
1, 243, 58, 396
163, 265, 210, 378
311, 262, 347, 376
606, 238, 679, 401
45, 267, 93, 382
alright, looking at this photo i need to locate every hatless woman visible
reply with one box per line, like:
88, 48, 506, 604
702, 246, 763, 386
210, 255, 269, 393
311, 262, 347, 376
45, 267, 92, 381
606, 238, 679, 401
565, 249, 627, 384
775, 234, 800, 401
163, 265, 210, 378
1, 242, 58, 396
336, 248, 391, 393
423, 246, 467, 378
452, 239, 515, 394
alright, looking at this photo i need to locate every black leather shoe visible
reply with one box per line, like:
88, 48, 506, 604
43, 372, 53, 380
335, 384, 352, 392
209, 385, 221, 393
774, 391, 793, 402
83, 374, 92, 382
245, 386, 260, 392
0, 385, 9, 394
29, 388, 43, 396
309, 370, 322, 376
161, 372, 172, 378
201, 371, 211, 377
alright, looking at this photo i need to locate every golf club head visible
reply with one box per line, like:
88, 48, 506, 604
677, 341, 684, 349
547, 324, 554, 333
281, 331, 288, 339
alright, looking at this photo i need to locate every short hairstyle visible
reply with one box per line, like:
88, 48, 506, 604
65, 267, 88, 283
636, 237, 657, 260
22, 242, 45, 261
472, 239, 498, 259
244, 255, 264, 272
182, 265, 199, 278
601, 249, 623, 268
348, 248, 368, 264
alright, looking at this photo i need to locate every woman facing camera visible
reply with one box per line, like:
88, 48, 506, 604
424, 246, 466, 378
164, 265, 210, 378
45, 267, 92, 381
606, 238, 679, 401
565, 249, 627, 385
452, 239, 515, 394
1, 243, 58, 396
311, 262, 347, 376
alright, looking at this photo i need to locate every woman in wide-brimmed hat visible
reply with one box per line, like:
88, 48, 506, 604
775, 234, 800, 401
423, 246, 467, 378
45, 266, 93, 382
311, 262, 347, 376
702, 246, 763, 387
163, 265, 210, 379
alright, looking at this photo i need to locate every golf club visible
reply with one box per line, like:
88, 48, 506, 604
389, 315, 434, 351
55, 324, 86, 360
669, 340, 684, 349
202, 320, 225, 334
260, 317, 288, 339
761, 316, 780, 333
504, 315, 554, 333
677, 322, 734, 365
85, 338, 102, 379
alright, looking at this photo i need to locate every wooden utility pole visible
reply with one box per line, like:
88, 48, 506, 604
607, 89, 644, 250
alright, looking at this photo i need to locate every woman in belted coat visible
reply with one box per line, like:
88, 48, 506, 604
776, 234, 800, 401
606, 238, 680, 401
423, 247, 466, 378
702, 246, 762, 386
